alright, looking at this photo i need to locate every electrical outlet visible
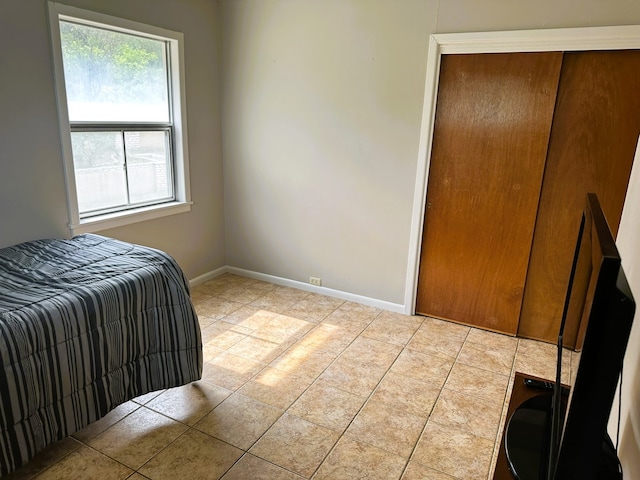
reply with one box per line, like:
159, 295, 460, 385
309, 276, 322, 286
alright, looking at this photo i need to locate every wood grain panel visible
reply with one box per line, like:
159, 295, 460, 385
518, 50, 640, 346
415, 52, 563, 334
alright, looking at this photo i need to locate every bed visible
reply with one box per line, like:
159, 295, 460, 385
0, 233, 202, 475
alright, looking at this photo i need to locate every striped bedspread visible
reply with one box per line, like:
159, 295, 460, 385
0, 234, 202, 475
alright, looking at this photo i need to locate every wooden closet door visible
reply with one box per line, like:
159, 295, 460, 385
517, 50, 640, 346
415, 52, 563, 334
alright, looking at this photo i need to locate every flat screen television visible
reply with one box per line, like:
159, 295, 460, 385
505, 193, 635, 480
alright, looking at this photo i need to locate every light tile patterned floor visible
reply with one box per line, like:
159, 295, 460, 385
4, 274, 575, 480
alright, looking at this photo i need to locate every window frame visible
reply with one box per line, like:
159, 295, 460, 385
48, 2, 192, 235
70, 127, 175, 217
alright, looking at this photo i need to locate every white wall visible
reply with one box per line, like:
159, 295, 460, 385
219, 0, 640, 473
220, 0, 640, 307
0, 0, 225, 281
610, 141, 640, 479
220, 0, 437, 305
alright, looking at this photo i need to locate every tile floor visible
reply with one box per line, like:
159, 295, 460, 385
4, 274, 576, 480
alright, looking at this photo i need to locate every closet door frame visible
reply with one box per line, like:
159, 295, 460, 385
404, 25, 640, 314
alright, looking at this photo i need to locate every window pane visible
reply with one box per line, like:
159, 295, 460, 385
60, 21, 169, 122
125, 131, 173, 204
71, 131, 127, 213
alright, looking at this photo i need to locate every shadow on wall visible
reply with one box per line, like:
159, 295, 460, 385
0, 191, 69, 249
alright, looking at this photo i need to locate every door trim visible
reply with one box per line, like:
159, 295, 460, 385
404, 25, 640, 315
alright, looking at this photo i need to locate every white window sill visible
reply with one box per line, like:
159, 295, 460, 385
69, 201, 192, 236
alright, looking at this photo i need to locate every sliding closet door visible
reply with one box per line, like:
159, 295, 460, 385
415, 52, 563, 334
518, 50, 640, 346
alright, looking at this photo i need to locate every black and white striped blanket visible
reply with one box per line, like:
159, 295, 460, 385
0, 234, 202, 475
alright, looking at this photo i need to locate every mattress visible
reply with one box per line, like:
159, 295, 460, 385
0, 234, 202, 475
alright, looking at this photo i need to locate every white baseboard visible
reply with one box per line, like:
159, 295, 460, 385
189, 266, 228, 287
189, 266, 405, 314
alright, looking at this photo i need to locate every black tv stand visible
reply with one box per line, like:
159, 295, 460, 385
494, 372, 622, 480
505, 393, 556, 479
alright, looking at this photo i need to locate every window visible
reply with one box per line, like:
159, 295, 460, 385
48, 3, 191, 234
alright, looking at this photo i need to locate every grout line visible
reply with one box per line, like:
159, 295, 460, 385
399, 321, 472, 479
306, 310, 421, 478
198, 288, 386, 479
25, 275, 560, 480
488, 337, 520, 479
188, 279, 531, 478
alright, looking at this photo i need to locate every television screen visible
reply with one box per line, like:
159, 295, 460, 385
503, 193, 635, 480
551, 193, 635, 479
